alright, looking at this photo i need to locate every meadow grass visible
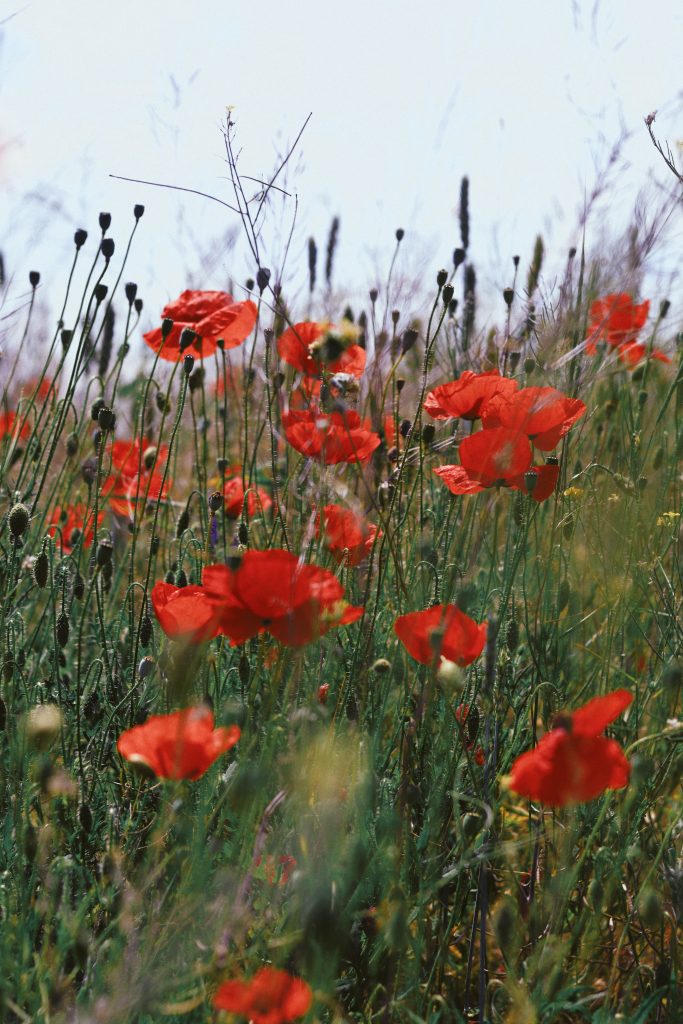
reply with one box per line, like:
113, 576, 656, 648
0, 131, 681, 1024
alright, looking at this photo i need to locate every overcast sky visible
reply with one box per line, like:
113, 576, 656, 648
1, 0, 682, 343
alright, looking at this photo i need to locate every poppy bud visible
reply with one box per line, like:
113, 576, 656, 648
396, 377, 406, 392
138, 656, 155, 679
179, 327, 197, 353
56, 612, 69, 647
79, 803, 93, 834
245, 277, 255, 292
208, 491, 223, 513
97, 406, 116, 431
33, 551, 49, 588
188, 366, 205, 392
442, 283, 454, 305
183, 354, 194, 376
660, 299, 670, 318
156, 391, 171, 414
453, 248, 465, 268
73, 572, 85, 600
92, 429, 103, 452
94, 283, 108, 304
391, 309, 400, 325
124, 282, 138, 305
400, 418, 412, 438
545, 456, 559, 466
436, 268, 448, 288
74, 228, 88, 249
506, 618, 519, 652
133, 204, 144, 220
9, 503, 30, 538
421, 423, 435, 445
369, 287, 378, 303
493, 897, 517, 951
61, 328, 73, 352
239, 652, 250, 686
164, 570, 175, 584
523, 470, 538, 495
401, 328, 418, 355
371, 658, 391, 674
238, 521, 249, 546
139, 615, 153, 646
175, 568, 187, 588
176, 509, 190, 538
96, 538, 113, 567
503, 287, 514, 307
256, 267, 271, 293
100, 238, 115, 260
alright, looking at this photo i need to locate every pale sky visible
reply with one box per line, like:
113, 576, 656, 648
1, 0, 682, 344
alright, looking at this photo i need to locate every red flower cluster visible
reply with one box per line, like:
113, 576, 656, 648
48, 503, 103, 555
102, 439, 170, 518
152, 549, 363, 647
317, 504, 380, 566
283, 407, 380, 464
394, 604, 486, 666
508, 689, 632, 806
213, 967, 312, 1024
432, 383, 584, 502
143, 290, 257, 361
278, 320, 366, 377
117, 706, 240, 780
586, 293, 669, 365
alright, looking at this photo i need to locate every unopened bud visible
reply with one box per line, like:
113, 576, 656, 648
9, 503, 30, 538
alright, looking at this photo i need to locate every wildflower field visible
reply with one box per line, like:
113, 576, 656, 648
0, 118, 682, 1023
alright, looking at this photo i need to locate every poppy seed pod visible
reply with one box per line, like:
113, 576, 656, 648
523, 470, 538, 494
421, 423, 436, 445
399, 418, 412, 438
29, 270, 40, 288
503, 287, 514, 307
74, 228, 88, 249
453, 247, 465, 268
183, 354, 194, 376
124, 282, 138, 305
442, 283, 454, 305
96, 538, 113, 567
436, 268, 448, 288
94, 283, 108, 304
396, 227, 405, 241
396, 377, 406, 392
100, 238, 115, 260
91, 397, 106, 422
179, 326, 197, 352
99, 212, 111, 232
660, 299, 670, 318
133, 204, 144, 220
369, 287, 378, 303
61, 328, 73, 352
391, 309, 400, 325
9, 503, 30, 538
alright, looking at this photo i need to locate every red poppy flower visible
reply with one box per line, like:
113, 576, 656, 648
508, 689, 632, 806
616, 342, 671, 368
481, 387, 586, 451
424, 369, 518, 421
278, 321, 366, 378
23, 377, 54, 403
394, 604, 487, 666
586, 293, 649, 354
223, 473, 273, 518
434, 427, 533, 496
143, 290, 257, 362
152, 550, 364, 647
116, 706, 240, 780
109, 438, 169, 478
151, 581, 219, 643
213, 966, 312, 1024
0, 410, 30, 442
283, 407, 381, 464
317, 504, 380, 566
48, 503, 104, 555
